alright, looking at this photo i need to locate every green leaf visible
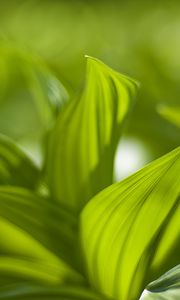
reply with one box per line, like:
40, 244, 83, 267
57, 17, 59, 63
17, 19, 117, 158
0, 283, 106, 299
158, 105, 180, 128
140, 265, 180, 299
80, 147, 180, 300
46, 56, 139, 213
0, 134, 40, 188
0, 43, 68, 158
0, 186, 83, 284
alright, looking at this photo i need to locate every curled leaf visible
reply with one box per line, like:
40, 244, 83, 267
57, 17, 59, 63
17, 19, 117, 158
46, 56, 139, 213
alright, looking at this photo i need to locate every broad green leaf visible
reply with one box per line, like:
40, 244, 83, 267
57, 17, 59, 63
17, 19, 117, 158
46, 56, 138, 213
80, 147, 180, 300
0, 186, 83, 284
140, 265, 180, 299
0, 283, 106, 299
158, 105, 180, 128
0, 134, 39, 188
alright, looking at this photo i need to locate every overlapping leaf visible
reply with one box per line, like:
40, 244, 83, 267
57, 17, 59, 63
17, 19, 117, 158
140, 265, 180, 299
0, 186, 83, 284
0, 284, 106, 299
46, 56, 138, 213
80, 147, 180, 300
0, 134, 39, 188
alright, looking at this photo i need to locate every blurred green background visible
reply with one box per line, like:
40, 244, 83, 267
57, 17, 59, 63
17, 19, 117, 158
0, 0, 179, 177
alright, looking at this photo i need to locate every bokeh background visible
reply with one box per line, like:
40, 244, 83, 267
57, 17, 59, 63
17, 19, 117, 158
0, 0, 180, 179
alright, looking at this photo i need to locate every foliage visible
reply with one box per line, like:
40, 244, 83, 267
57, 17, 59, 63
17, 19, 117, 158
140, 265, 180, 300
1, 0, 180, 157
0, 50, 179, 300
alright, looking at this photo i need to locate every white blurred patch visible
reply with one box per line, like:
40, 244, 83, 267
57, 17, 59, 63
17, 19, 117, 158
114, 137, 151, 181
